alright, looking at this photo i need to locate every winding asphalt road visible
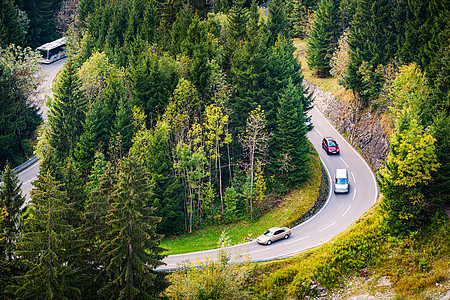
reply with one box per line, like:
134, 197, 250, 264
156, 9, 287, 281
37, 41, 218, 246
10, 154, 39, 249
159, 106, 379, 270
19, 58, 66, 203
17, 60, 378, 271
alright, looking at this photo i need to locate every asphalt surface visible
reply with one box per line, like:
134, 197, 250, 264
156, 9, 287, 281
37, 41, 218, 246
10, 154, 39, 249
159, 107, 378, 270
17, 58, 378, 271
19, 58, 66, 203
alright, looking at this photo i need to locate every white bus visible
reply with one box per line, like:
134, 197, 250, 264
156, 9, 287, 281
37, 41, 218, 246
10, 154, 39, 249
36, 37, 67, 64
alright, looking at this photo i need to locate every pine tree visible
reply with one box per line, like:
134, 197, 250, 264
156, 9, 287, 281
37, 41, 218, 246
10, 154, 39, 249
61, 157, 85, 227
0, 0, 27, 47
306, 0, 341, 77
20, 0, 62, 48
0, 164, 26, 259
181, 15, 213, 98
0, 63, 22, 169
129, 121, 185, 236
226, 0, 249, 48
130, 53, 180, 128
289, 0, 317, 38
266, 0, 289, 47
15, 169, 80, 299
99, 156, 168, 299
428, 112, 450, 206
141, 0, 158, 43
112, 99, 134, 154
229, 25, 268, 135
74, 99, 109, 175
268, 78, 309, 191
170, 5, 194, 57
344, 0, 396, 104
80, 152, 115, 297
264, 36, 310, 132
398, 0, 449, 72
425, 11, 450, 114
48, 60, 87, 160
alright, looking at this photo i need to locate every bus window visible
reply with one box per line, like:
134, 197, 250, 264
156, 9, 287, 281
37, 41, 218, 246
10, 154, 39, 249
36, 37, 67, 64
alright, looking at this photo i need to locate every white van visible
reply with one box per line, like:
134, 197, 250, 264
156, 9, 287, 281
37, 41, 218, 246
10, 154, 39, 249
334, 169, 349, 193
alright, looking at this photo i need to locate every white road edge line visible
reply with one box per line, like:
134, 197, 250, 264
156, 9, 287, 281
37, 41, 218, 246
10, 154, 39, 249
342, 205, 351, 217
319, 221, 337, 233
265, 243, 322, 260
285, 235, 310, 245
292, 155, 333, 229
339, 157, 349, 168
351, 171, 356, 183
312, 107, 379, 204
315, 127, 324, 138
352, 188, 357, 200
23, 176, 37, 185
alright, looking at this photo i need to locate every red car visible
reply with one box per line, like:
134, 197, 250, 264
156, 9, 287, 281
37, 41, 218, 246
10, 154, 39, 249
322, 137, 340, 155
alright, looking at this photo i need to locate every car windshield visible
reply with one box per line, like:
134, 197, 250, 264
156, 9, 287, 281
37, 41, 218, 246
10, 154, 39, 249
328, 141, 337, 147
336, 178, 348, 185
263, 230, 273, 237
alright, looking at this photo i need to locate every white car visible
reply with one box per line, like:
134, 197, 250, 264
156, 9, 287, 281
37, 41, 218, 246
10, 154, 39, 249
334, 168, 349, 193
256, 227, 291, 245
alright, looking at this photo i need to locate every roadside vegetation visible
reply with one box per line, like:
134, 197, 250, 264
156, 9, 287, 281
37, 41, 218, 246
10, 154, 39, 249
164, 204, 450, 299
247, 204, 450, 299
161, 142, 322, 254
1, 0, 449, 298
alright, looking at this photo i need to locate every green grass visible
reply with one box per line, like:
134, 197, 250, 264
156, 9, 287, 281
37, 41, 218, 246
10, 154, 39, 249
161, 143, 323, 255
293, 38, 355, 103
247, 203, 450, 299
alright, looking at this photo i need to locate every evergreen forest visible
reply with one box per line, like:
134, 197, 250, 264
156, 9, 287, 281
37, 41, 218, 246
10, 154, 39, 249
0, 0, 449, 298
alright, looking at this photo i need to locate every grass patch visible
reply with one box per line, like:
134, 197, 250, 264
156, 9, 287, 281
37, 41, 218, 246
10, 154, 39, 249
293, 38, 355, 104
247, 202, 450, 299
161, 143, 323, 255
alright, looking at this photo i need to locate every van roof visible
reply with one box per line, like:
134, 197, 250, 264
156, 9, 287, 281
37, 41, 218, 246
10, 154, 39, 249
335, 169, 347, 177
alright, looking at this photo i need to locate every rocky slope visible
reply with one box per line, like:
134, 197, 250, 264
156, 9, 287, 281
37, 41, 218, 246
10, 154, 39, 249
303, 80, 390, 170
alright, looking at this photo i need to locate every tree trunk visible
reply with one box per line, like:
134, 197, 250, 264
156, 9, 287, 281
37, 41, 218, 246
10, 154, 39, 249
217, 141, 223, 214
129, 210, 134, 299
249, 150, 254, 219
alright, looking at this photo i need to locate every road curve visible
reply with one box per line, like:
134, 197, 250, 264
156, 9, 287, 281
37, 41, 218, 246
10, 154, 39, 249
19, 58, 67, 202
159, 105, 379, 270
16, 59, 378, 271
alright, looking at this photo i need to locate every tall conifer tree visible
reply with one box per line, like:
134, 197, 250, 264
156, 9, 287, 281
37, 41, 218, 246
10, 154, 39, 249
229, 24, 268, 135
0, 63, 22, 169
266, 0, 289, 47
0, 0, 27, 47
0, 164, 26, 259
99, 156, 168, 299
130, 121, 184, 236
80, 152, 116, 297
264, 36, 309, 132
15, 169, 79, 299
74, 99, 109, 175
226, 0, 249, 49
268, 78, 309, 191
48, 60, 87, 160
306, 0, 341, 77
344, 0, 396, 103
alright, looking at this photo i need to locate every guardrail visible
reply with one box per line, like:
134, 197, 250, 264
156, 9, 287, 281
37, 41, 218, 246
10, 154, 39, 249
0, 155, 39, 181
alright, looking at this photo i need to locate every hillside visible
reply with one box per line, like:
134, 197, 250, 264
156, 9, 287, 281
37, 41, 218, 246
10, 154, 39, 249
238, 39, 450, 300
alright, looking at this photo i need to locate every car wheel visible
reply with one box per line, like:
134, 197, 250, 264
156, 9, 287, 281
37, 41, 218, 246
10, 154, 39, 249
267, 240, 272, 245
284, 234, 289, 239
